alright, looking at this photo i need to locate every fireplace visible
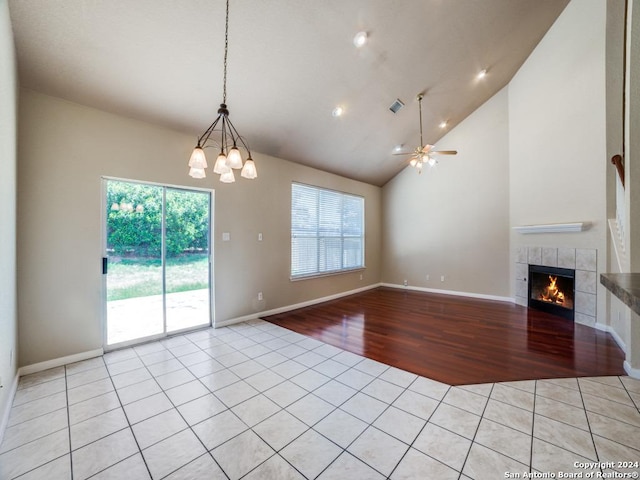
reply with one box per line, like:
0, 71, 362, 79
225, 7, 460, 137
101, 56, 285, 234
528, 264, 575, 320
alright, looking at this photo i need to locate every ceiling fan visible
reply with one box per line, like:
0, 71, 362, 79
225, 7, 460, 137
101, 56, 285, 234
395, 93, 457, 173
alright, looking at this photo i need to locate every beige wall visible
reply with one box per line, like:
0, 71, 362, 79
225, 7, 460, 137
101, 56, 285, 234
509, 0, 608, 320
0, 0, 18, 428
17, 89, 381, 366
12, 0, 625, 373
382, 88, 510, 297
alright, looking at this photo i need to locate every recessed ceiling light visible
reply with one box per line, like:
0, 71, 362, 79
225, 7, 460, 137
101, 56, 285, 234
353, 31, 368, 48
332, 106, 344, 117
477, 69, 487, 79
393, 145, 404, 153
439, 121, 448, 129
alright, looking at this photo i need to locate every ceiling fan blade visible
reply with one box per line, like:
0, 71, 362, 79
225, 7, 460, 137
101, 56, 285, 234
431, 150, 457, 155
421, 144, 435, 153
392, 152, 412, 156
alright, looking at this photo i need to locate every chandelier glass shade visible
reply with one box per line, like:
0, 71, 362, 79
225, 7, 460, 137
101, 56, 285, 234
188, 0, 257, 183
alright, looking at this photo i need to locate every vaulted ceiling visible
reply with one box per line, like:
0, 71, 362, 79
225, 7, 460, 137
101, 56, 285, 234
9, 0, 569, 186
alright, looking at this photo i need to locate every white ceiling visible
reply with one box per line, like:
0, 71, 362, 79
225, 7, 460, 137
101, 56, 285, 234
8, 0, 569, 186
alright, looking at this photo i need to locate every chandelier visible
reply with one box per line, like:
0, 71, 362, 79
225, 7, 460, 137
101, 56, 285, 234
188, 0, 257, 183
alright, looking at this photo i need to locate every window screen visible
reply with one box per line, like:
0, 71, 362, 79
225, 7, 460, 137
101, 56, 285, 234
291, 183, 364, 278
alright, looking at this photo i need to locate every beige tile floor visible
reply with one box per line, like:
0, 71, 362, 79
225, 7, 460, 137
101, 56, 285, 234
1, 319, 639, 480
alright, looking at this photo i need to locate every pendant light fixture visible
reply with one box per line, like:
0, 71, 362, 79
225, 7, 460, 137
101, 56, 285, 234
188, 0, 257, 183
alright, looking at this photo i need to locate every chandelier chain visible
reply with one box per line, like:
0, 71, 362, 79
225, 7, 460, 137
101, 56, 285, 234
222, 0, 229, 104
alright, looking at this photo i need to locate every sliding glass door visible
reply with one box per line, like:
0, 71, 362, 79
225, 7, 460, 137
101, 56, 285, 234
103, 179, 212, 347
165, 188, 211, 333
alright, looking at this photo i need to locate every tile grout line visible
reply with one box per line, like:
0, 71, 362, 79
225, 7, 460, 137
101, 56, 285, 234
576, 377, 603, 475
457, 382, 496, 479
131, 334, 231, 479
104, 336, 229, 476
387, 379, 452, 480
64, 365, 74, 480
229, 323, 345, 477
140, 325, 317, 476
529, 380, 537, 475
617, 375, 640, 414
8, 321, 640, 479
226, 324, 320, 480
306, 362, 397, 479
101, 354, 154, 480
173, 330, 255, 479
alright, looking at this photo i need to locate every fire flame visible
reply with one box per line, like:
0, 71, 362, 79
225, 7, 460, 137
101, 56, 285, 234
540, 275, 565, 305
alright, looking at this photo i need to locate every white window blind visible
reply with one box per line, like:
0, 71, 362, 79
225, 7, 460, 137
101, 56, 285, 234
291, 183, 364, 278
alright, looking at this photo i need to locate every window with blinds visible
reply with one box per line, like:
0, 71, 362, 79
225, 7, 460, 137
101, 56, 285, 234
291, 183, 364, 279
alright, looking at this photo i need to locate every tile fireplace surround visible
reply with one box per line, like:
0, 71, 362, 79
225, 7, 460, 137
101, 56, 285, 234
515, 246, 598, 327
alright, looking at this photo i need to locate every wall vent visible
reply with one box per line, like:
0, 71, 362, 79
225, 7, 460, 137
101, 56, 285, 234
389, 99, 404, 114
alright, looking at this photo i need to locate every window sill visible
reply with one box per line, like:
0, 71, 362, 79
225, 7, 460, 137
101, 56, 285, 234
290, 267, 365, 282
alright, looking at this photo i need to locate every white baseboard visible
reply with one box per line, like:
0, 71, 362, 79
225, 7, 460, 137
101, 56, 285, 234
215, 283, 382, 328
18, 348, 104, 377
1, 348, 103, 444
380, 283, 514, 303
0, 371, 20, 447
594, 322, 627, 353
624, 361, 640, 379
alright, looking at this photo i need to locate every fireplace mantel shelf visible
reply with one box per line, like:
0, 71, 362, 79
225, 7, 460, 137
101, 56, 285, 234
512, 222, 591, 234
601, 273, 640, 316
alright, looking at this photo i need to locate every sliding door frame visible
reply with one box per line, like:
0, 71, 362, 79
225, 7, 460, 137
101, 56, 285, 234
101, 176, 215, 351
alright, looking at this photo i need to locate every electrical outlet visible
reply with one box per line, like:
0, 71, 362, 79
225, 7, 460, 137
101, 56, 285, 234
258, 233, 263, 241
403, 279, 408, 286
258, 292, 263, 301
441, 275, 445, 282
426, 274, 430, 281
359, 274, 363, 280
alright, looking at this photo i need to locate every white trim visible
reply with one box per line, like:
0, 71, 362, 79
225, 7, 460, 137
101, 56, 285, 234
18, 348, 104, 377
595, 323, 631, 376
624, 361, 640, 379
0, 372, 20, 447
608, 218, 627, 272
215, 283, 382, 327
594, 322, 627, 353
380, 283, 514, 303
512, 222, 591, 234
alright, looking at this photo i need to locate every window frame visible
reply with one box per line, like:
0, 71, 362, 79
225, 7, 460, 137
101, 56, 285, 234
290, 182, 365, 280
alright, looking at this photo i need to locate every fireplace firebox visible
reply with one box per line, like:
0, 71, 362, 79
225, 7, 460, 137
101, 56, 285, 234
528, 265, 575, 320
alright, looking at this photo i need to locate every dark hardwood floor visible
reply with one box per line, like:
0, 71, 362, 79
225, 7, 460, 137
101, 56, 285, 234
262, 287, 626, 385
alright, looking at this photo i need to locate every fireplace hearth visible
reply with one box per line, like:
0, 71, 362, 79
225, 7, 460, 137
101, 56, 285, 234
528, 264, 575, 320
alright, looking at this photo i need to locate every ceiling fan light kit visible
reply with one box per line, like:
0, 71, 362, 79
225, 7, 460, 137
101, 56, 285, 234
395, 93, 458, 174
188, 0, 257, 183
